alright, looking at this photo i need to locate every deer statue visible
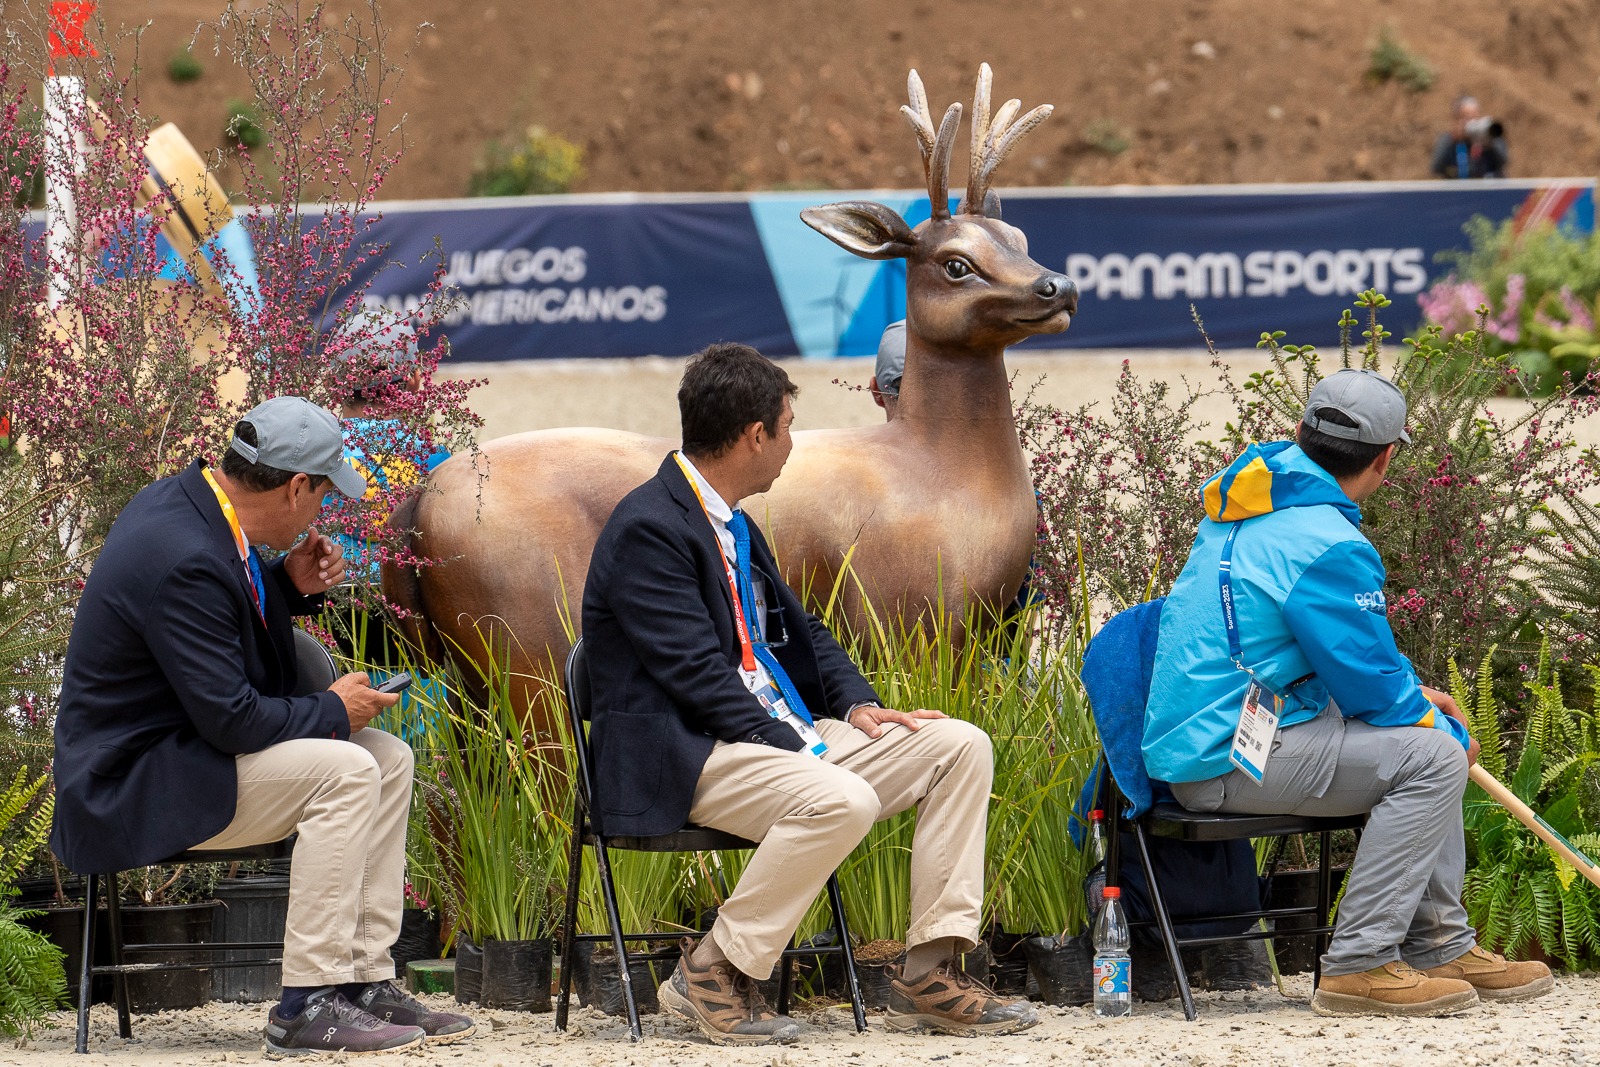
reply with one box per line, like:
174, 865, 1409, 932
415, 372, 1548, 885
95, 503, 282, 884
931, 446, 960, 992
384, 65, 1076, 734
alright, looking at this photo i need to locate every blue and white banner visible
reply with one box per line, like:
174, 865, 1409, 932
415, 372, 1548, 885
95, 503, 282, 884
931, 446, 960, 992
33, 179, 1594, 359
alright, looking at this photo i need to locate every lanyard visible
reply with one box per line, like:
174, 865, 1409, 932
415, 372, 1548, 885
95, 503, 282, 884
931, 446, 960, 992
1217, 520, 1248, 671
673, 453, 758, 673
201, 467, 267, 625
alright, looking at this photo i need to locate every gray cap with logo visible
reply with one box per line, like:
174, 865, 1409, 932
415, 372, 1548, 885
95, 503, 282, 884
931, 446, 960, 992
229, 396, 368, 499
875, 319, 907, 395
1301, 369, 1411, 445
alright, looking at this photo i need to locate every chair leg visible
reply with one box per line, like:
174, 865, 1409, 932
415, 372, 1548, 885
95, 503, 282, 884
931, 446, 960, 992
104, 875, 132, 1039
826, 875, 866, 1033
776, 937, 793, 1016
75, 873, 97, 1054
592, 839, 641, 1042
1313, 831, 1333, 990
555, 815, 585, 1032
1132, 823, 1196, 1022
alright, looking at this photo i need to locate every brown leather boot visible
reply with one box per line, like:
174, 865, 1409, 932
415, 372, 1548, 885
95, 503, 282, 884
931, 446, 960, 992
657, 937, 800, 1046
884, 958, 1040, 1036
1312, 961, 1479, 1017
1420, 946, 1555, 1001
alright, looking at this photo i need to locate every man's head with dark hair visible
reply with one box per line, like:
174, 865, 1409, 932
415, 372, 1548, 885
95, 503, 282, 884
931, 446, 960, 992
679, 343, 799, 459
221, 420, 331, 493
1296, 409, 1392, 479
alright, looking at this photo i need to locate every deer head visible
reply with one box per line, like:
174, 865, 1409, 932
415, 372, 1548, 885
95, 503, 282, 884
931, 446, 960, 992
802, 65, 1076, 354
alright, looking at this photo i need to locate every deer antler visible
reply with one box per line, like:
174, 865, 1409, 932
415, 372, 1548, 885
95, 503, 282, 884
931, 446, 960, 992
900, 69, 962, 221
961, 63, 1053, 217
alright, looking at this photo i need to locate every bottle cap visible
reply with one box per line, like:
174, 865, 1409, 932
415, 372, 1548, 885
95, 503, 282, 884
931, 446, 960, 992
1102, 886, 1120, 899
1090, 809, 1104, 820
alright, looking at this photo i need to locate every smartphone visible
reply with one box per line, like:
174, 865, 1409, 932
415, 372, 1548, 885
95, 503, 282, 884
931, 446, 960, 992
374, 672, 413, 695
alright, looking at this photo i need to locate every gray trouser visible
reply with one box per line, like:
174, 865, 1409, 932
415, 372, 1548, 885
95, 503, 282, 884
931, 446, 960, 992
1169, 706, 1476, 976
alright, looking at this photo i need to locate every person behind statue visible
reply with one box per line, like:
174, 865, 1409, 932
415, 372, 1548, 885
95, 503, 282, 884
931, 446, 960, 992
582, 342, 1038, 1045
1144, 370, 1553, 1016
324, 307, 451, 672
1430, 95, 1507, 179
869, 318, 906, 420
51, 397, 474, 1057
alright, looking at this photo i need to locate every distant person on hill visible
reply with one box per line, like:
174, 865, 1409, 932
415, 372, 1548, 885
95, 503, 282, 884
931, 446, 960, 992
1430, 95, 1507, 179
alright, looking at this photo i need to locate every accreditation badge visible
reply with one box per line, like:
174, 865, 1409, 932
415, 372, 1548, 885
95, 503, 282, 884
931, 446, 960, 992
1228, 679, 1281, 785
754, 680, 828, 757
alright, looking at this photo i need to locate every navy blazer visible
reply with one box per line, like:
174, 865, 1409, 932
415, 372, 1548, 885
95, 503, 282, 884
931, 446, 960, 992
51, 460, 349, 874
581, 456, 880, 837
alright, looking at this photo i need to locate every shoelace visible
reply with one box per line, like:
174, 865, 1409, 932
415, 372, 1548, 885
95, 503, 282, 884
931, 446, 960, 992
731, 973, 773, 1021
317, 994, 384, 1031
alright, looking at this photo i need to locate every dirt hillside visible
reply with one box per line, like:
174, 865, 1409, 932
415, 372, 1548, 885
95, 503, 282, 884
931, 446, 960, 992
10, 0, 1600, 198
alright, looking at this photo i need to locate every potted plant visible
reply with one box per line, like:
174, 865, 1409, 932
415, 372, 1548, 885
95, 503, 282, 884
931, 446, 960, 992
0, 766, 68, 1037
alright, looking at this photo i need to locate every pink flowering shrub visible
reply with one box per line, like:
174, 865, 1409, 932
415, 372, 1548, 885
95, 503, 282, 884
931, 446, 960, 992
3, 3, 480, 598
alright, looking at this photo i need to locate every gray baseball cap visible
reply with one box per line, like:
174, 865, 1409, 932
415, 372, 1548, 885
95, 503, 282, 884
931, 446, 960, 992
875, 319, 907, 395
229, 396, 368, 499
1301, 369, 1411, 445
331, 306, 419, 397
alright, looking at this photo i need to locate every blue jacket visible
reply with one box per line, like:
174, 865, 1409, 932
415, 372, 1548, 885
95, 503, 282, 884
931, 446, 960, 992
1144, 441, 1468, 784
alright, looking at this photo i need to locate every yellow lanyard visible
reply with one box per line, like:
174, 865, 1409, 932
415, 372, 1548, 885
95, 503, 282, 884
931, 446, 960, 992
201, 467, 266, 624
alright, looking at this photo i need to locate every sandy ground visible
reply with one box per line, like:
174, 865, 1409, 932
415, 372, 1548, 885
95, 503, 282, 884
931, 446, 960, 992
8, 972, 1596, 1067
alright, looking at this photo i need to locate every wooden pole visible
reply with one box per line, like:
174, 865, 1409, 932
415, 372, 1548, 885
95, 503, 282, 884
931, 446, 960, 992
1469, 764, 1600, 891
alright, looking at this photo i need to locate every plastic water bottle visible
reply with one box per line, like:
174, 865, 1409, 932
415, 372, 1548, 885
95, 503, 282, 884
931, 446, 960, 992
1083, 809, 1108, 922
1092, 885, 1132, 1017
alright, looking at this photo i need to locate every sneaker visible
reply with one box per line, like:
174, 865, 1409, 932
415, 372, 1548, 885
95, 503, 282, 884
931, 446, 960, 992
657, 937, 801, 1046
1312, 961, 1479, 1017
885, 958, 1040, 1037
263, 989, 426, 1058
354, 980, 476, 1042
1420, 946, 1555, 1002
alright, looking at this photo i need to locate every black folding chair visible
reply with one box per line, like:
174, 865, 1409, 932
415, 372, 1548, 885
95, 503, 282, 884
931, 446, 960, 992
554, 639, 868, 1041
73, 628, 335, 1053
1082, 600, 1365, 1021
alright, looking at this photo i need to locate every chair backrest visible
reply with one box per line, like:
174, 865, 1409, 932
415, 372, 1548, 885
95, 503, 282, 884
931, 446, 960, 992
1079, 597, 1165, 819
291, 628, 339, 696
562, 639, 598, 818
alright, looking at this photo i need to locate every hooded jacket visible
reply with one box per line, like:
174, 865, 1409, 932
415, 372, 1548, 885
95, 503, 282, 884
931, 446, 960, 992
1143, 441, 1468, 785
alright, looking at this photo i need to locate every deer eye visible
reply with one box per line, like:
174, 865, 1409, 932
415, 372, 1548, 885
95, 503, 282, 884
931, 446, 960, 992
943, 258, 972, 280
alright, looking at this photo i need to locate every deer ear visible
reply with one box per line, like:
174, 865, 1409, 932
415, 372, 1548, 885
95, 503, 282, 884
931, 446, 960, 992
801, 201, 917, 261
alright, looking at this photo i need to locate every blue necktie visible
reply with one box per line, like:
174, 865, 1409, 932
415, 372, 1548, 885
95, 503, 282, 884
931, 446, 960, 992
726, 510, 813, 726
245, 546, 268, 621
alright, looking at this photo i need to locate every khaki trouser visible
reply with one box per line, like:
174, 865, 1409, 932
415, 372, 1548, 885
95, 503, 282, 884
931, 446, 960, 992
191, 728, 414, 987
688, 716, 992, 980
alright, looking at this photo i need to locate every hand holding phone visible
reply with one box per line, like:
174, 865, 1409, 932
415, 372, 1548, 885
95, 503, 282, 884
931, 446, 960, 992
374, 672, 413, 695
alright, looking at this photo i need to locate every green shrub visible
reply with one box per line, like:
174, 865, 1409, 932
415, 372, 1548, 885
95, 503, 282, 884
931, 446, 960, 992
1451, 641, 1600, 967
167, 49, 203, 83
468, 126, 585, 197
1367, 28, 1435, 92
224, 99, 267, 149
1081, 118, 1130, 155
0, 767, 65, 1038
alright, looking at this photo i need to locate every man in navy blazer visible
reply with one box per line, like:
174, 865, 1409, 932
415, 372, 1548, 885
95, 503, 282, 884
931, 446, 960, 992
52, 397, 472, 1057
583, 344, 1037, 1045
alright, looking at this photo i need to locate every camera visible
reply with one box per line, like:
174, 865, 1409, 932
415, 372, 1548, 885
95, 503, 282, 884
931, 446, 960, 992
1464, 116, 1505, 143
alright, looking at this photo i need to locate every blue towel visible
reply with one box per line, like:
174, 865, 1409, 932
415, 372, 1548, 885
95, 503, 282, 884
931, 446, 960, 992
1073, 598, 1170, 840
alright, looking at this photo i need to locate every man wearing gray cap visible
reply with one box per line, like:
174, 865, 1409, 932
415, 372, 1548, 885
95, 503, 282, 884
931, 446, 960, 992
870, 319, 906, 420
1144, 369, 1552, 1016
51, 396, 474, 1056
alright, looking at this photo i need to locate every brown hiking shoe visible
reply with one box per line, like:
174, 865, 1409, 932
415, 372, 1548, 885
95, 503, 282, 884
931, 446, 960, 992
657, 937, 800, 1046
1312, 961, 1479, 1017
1420, 946, 1555, 1001
885, 958, 1040, 1037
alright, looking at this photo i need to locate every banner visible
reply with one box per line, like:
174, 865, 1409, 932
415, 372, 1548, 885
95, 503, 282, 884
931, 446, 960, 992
32, 179, 1594, 359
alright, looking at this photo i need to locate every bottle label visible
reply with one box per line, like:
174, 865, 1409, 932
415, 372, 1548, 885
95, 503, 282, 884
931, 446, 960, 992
1094, 956, 1131, 996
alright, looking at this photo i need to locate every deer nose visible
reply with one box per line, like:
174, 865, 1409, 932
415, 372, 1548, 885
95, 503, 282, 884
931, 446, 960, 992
1037, 273, 1078, 314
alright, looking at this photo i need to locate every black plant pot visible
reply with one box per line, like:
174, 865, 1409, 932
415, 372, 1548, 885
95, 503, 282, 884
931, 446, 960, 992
1263, 867, 1349, 974
985, 930, 1034, 995
1023, 934, 1094, 1006
211, 876, 289, 1003
481, 937, 554, 1013
393, 909, 442, 971
20, 904, 110, 1008
120, 902, 220, 1012
455, 935, 483, 1004
569, 941, 662, 1017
